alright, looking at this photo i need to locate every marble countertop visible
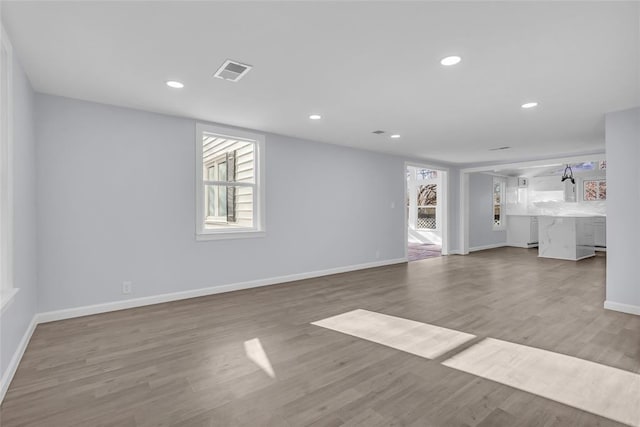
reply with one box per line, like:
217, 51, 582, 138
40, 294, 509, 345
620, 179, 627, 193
507, 213, 606, 218
538, 214, 606, 218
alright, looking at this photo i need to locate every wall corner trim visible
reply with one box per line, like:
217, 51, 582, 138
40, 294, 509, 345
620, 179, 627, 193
0, 315, 38, 403
603, 300, 640, 316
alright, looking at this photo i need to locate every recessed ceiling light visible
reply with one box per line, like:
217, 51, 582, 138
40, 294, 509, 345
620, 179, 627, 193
166, 80, 184, 89
440, 56, 461, 66
309, 114, 322, 120
521, 102, 538, 109
390, 134, 401, 139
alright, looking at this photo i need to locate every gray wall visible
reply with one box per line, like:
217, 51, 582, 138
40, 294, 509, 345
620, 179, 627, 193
605, 107, 640, 310
36, 95, 450, 312
0, 55, 38, 380
469, 172, 506, 249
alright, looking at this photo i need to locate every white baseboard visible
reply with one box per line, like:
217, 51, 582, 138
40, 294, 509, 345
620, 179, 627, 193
604, 300, 640, 316
1, 257, 407, 403
0, 315, 38, 403
37, 257, 408, 324
469, 243, 507, 252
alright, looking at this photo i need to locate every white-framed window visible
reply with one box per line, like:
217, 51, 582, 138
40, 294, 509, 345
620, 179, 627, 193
1, 27, 16, 310
195, 123, 265, 240
583, 179, 606, 201
493, 177, 506, 230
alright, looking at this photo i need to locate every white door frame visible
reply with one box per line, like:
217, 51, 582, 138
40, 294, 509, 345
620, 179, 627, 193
404, 162, 449, 258
458, 153, 605, 255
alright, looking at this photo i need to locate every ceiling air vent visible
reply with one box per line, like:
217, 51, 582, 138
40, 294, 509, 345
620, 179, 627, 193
213, 59, 252, 82
372, 130, 386, 135
489, 146, 511, 151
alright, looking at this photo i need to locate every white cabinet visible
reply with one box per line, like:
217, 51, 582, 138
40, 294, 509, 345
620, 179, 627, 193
593, 217, 606, 248
507, 215, 538, 248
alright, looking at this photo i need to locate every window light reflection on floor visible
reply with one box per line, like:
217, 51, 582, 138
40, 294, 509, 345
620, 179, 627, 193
244, 338, 276, 379
312, 309, 640, 427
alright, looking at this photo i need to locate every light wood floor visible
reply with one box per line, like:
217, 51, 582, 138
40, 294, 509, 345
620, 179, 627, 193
2, 248, 639, 426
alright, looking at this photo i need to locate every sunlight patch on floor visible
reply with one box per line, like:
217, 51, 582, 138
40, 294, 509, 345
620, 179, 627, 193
244, 338, 276, 379
442, 338, 640, 427
313, 309, 640, 426
312, 309, 476, 359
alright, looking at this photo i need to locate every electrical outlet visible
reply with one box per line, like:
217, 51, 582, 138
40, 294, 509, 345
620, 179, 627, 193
122, 281, 132, 295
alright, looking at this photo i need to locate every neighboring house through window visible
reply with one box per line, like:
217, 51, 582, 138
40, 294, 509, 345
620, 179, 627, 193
196, 123, 265, 240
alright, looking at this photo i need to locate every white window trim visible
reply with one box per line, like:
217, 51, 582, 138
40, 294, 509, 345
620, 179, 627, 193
195, 123, 265, 241
0, 26, 16, 311
492, 176, 506, 231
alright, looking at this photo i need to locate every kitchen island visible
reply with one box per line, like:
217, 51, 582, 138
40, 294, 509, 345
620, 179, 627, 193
537, 215, 601, 261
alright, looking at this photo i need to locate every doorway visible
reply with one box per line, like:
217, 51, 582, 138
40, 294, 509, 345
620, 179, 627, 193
405, 164, 448, 261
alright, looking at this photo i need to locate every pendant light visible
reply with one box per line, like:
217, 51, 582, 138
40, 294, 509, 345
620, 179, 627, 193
561, 164, 575, 184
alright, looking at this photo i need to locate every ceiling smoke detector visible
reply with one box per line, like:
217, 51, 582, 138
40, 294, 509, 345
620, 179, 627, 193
213, 59, 252, 82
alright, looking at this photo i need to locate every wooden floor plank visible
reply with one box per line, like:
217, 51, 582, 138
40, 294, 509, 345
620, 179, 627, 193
1, 248, 638, 426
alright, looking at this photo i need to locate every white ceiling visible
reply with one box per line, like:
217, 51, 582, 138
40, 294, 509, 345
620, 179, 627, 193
492, 162, 604, 179
3, 1, 639, 164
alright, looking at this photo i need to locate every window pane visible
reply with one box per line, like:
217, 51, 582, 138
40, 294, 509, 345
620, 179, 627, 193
417, 184, 437, 206
218, 185, 227, 215
204, 185, 253, 229
417, 169, 437, 180
207, 185, 217, 218
219, 161, 227, 181
417, 207, 436, 229
203, 136, 254, 183
494, 206, 501, 226
494, 183, 501, 205
598, 181, 606, 200
584, 180, 597, 201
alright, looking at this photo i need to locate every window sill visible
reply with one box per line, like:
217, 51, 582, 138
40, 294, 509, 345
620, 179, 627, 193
1, 287, 20, 314
196, 230, 266, 241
